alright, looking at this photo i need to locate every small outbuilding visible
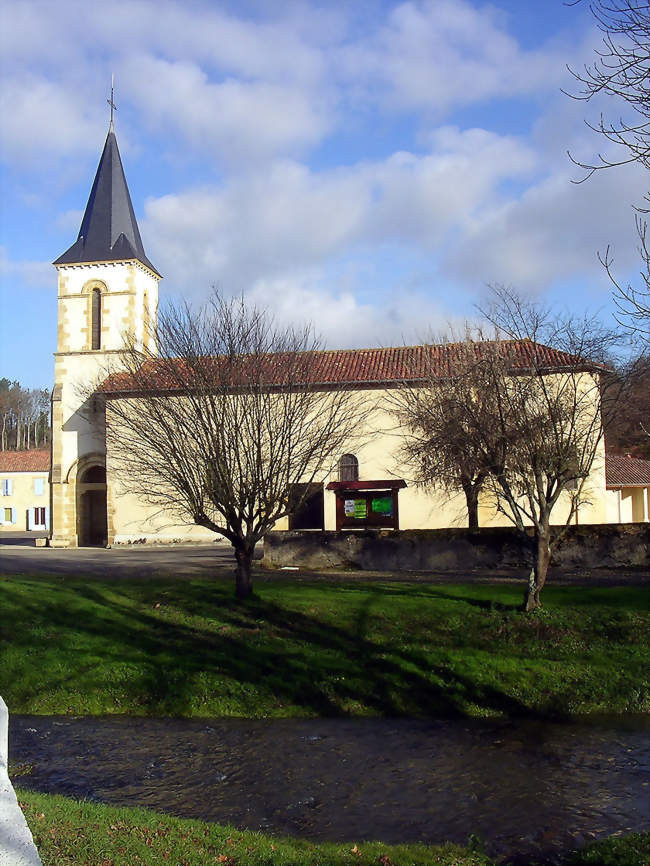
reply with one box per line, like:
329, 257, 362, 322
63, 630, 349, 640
605, 453, 650, 524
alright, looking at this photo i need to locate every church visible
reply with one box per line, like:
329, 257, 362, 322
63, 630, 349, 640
44, 119, 649, 547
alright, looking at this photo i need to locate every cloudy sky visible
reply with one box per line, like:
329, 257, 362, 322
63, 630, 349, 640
0, 0, 644, 388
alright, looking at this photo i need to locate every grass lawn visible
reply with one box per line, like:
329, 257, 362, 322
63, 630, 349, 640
1, 574, 648, 718
16, 789, 494, 866
16, 789, 650, 866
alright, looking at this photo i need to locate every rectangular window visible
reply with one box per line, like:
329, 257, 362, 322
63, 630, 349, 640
1, 479, 12, 496
34, 478, 45, 496
34, 507, 46, 527
3, 507, 11, 523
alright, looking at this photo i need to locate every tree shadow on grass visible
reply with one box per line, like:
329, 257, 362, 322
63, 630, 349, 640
2, 576, 533, 720
322, 581, 522, 613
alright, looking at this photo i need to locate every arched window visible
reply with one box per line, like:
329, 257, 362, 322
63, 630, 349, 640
91, 288, 102, 350
339, 453, 359, 482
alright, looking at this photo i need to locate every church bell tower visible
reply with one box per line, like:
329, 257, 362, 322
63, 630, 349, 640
50, 96, 161, 547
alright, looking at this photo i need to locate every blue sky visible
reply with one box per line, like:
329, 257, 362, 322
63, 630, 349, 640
0, 0, 645, 389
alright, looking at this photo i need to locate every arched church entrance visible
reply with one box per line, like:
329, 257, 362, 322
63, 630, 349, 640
77, 465, 108, 547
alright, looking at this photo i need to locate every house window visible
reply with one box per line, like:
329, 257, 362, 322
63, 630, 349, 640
27, 506, 48, 530
338, 454, 359, 482
34, 477, 45, 496
91, 288, 102, 350
3, 507, 16, 524
1, 479, 12, 496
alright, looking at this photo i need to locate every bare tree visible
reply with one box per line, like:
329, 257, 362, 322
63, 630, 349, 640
386, 288, 621, 611
101, 292, 367, 598
567, 0, 650, 180
479, 286, 622, 611
0, 379, 51, 451
567, 1, 650, 339
33, 389, 51, 448
601, 215, 650, 345
385, 334, 509, 530
603, 349, 650, 455
0, 379, 15, 451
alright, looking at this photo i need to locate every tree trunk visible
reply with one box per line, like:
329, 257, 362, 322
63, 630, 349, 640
523, 531, 551, 612
464, 485, 480, 531
234, 545, 254, 599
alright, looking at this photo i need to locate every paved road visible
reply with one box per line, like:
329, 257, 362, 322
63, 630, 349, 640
0, 539, 236, 579
1, 532, 647, 585
1, 539, 648, 585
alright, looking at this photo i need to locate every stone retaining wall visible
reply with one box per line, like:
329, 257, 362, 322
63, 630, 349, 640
263, 524, 650, 572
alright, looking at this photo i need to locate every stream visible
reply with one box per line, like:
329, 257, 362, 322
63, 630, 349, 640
10, 714, 650, 864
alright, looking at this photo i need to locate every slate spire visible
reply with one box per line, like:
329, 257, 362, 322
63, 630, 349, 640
54, 126, 160, 277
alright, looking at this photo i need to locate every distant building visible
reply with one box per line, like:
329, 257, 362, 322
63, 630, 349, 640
606, 453, 650, 523
0, 450, 50, 532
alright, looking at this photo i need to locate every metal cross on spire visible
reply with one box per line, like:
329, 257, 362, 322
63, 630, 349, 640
107, 76, 117, 131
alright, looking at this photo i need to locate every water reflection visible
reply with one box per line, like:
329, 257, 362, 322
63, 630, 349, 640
10, 715, 650, 863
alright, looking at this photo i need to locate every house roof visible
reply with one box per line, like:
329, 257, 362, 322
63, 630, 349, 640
53, 128, 160, 277
605, 453, 650, 488
102, 340, 594, 394
0, 450, 50, 472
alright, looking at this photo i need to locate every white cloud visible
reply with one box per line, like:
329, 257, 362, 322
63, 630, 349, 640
0, 0, 336, 168
142, 126, 536, 299
336, 0, 571, 114
55, 209, 84, 234
246, 271, 459, 350
0, 246, 51, 288
1, 0, 637, 355
123, 55, 333, 163
0, 76, 104, 166
0, 0, 578, 170
442, 161, 644, 294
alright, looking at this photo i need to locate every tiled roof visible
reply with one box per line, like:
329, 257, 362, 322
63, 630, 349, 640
0, 450, 50, 472
606, 453, 650, 488
102, 340, 593, 394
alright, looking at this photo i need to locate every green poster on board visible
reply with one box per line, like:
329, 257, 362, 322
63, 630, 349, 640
372, 496, 393, 516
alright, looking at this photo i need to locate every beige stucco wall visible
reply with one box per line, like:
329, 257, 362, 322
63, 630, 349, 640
106, 483, 219, 544
0, 471, 50, 532
315, 388, 608, 531
103, 378, 612, 541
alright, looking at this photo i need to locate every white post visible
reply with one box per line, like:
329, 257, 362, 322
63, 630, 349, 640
0, 695, 43, 865
0, 698, 7, 772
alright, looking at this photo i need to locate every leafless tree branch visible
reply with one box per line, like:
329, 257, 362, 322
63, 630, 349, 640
98, 291, 368, 598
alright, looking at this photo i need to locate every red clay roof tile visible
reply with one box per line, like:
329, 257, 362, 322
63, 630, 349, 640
0, 450, 50, 472
102, 340, 592, 394
605, 453, 650, 488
